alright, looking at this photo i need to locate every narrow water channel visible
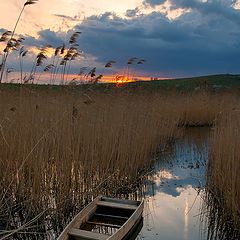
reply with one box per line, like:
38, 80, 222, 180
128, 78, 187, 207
137, 128, 210, 240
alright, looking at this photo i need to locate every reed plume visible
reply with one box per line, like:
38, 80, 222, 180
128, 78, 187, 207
127, 57, 138, 65
69, 32, 82, 44
44, 64, 55, 72
105, 60, 116, 68
88, 67, 96, 77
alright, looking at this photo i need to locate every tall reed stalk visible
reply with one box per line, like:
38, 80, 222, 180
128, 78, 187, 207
0, 0, 38, 83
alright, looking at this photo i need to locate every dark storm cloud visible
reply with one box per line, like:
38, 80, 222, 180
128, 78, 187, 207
170, 0, 240, 25
125, 8, 140, 17
24, 29, 64, 48
0, 28, 8, 33
72, 6, 240, 77
143, 0, 166, 8
3, 1, 240, 77
142, 0, 240, 26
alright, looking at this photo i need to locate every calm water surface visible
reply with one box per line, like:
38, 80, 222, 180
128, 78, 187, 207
137, 128, 210, 240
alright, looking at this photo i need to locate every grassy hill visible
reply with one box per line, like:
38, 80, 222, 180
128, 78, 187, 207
1, 74, 240, 91
131, 74, 240, 90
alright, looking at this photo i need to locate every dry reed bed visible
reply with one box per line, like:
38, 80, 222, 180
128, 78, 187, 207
0, 88, 234, 238
205, 109, 240, 238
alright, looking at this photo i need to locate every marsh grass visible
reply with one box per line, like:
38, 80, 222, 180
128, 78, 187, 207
0, 87, 178, 239
0, 85, 238, 237
201, 188, 240, 240
0, 86, 235, 239
201, 108, 240, 239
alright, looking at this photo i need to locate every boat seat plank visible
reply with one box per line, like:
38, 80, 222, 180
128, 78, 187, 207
87, 221, 121, 228
97, 201, 137, 211
94, 213, 128, 220
68, 228, 109, 240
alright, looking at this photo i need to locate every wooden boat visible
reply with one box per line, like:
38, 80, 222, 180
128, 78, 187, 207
57, 196, 144, 240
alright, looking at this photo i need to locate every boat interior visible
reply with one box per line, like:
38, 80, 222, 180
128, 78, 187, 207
68, 197, 141, 240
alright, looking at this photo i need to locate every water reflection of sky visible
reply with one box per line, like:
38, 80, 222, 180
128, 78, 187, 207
137, 128, 210, 240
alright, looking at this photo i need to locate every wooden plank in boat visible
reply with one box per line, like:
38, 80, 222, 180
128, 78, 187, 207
97, 201, 137, 211
68, 228, 109, 240
87, 221, 121, 228
94, 213, 128, 220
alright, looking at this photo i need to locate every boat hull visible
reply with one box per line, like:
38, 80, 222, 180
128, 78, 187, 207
57, 196, 144, 240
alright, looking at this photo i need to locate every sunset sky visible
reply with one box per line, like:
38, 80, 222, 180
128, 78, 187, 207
1, 0, 240, 79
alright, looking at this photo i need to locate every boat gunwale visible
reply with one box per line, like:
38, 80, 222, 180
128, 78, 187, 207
101, 197, 141, 206
107, 199, 144, 240
57, 195, 102, 240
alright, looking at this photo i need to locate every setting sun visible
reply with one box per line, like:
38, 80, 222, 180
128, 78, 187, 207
115, 75, 131, 84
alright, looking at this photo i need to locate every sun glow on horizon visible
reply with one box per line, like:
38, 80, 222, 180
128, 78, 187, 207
2, 71, 168, 85
100, 75, 168, 83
